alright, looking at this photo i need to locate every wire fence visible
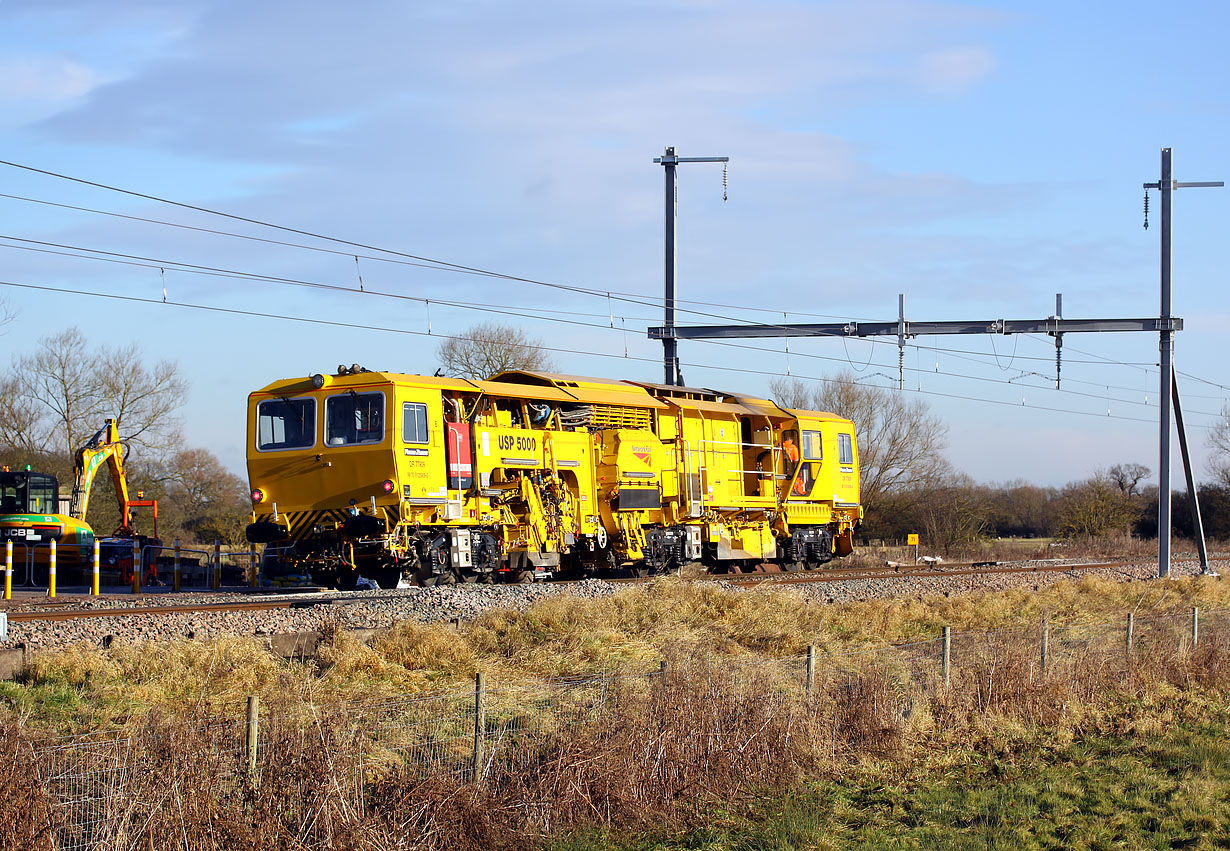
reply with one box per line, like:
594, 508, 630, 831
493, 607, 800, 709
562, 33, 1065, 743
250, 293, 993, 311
22, 607, 1230, 851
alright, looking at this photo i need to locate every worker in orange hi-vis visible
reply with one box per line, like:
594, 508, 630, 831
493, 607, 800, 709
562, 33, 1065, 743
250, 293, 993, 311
782, 437, 807, 495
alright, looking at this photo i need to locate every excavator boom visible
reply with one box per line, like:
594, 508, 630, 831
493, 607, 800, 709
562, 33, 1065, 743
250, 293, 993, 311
70, 419, 133, 528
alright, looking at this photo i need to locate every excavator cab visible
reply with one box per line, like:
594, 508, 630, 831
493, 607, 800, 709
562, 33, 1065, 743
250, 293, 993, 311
0, 470, 60, 516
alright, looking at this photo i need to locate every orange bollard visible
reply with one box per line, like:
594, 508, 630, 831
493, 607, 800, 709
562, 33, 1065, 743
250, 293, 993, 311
132, 539, 141, 594
4, 540, 11, 601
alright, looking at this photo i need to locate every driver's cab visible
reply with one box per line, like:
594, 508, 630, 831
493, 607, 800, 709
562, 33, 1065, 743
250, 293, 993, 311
780, 427, 823, 499
0, 470, 60, 516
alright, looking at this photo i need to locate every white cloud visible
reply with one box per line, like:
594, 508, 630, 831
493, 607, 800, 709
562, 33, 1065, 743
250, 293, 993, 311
916, 46, 996, 94
0, 55, 99, 102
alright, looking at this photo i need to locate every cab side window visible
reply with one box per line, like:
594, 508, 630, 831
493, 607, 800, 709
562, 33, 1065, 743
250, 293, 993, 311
403, 402, 429, 443
838, 433, 854, 465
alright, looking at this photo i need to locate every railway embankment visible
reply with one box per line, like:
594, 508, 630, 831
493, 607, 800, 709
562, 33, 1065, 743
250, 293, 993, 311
0, 555, 1217, 657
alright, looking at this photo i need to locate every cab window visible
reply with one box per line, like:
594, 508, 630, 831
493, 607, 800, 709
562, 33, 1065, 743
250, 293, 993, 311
838, 433, 854, 465
257, 398, 316, 451
800, 430, 822, 461
326, 392, 385, 446
26, 475, 57, 514
0, 473, 58, 514
403, 402, 429, 444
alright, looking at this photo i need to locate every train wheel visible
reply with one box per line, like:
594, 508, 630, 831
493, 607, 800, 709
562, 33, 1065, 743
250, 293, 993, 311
782, 560, 802, 573
436, 570, 458, 586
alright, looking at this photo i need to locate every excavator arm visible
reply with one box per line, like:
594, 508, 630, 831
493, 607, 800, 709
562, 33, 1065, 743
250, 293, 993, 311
70, 419, 133, 529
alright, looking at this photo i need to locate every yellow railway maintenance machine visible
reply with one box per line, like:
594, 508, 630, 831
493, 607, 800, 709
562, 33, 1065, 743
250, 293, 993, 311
245, 368, 862, 588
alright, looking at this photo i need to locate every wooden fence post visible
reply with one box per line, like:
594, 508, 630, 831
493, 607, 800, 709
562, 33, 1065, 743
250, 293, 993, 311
1040, 617, 1050, 672
472, 672, 486, 782
942, 626, 951, 688
805, 645, 815, 695
246, 695, 260, 781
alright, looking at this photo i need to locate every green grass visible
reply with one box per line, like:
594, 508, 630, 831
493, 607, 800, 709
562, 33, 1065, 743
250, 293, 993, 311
547, 703, 1230, 851
0, 680, 83, 726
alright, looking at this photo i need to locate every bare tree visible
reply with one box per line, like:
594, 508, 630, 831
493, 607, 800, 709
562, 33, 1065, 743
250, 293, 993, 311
17, 328, 104, 457
436, 321, 556, 380
1108, 462, 1151, 497
95, 342, 187, 451
6, 327, 186, 458
770, 373, 950, 522
1209, 405, 1230, 486
0, 375, 48, 453
137, 447, 250, 545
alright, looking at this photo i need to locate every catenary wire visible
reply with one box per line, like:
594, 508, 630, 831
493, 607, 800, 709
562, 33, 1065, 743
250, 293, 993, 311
6, 158, 1221, 399
2, 236, 1217, 417
3, 159, 1222, 399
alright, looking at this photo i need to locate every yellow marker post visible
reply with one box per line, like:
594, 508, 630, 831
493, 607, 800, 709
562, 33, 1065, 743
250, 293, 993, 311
92, 540, 100, 596
907, 533, 920, 563
4, 540, 11, 601
173, 539, 181, 592
132, 539, 141, 595
213, 540, 221, 590
48, 539, 57, 598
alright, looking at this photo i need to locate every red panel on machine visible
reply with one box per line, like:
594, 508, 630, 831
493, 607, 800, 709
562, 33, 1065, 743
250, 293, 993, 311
446, 423, 473, 490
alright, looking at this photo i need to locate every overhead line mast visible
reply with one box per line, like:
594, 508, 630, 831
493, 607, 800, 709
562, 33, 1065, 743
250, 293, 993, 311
654, 146, 728, 386
650, 147, 1222, 579
1144, 147, 1222, 577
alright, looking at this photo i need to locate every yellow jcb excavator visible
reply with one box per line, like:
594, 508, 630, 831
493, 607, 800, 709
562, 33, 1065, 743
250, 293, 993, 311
0, 419, 159, 580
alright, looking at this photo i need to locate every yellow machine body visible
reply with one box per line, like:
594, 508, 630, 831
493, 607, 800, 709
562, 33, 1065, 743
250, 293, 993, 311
245, 368, 862, 586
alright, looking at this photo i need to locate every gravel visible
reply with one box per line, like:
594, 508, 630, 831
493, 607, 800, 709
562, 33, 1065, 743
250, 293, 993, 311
1, 580, 618, 652
0, 559, 1219, 653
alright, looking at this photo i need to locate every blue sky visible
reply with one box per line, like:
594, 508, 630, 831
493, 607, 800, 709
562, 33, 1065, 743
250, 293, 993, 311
0, 0, 1225, 487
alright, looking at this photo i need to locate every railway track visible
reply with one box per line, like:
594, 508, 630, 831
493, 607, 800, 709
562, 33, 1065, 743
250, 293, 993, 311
5, 555, 1213, 623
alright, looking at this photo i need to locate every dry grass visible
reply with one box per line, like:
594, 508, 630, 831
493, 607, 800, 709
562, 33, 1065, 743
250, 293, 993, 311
13, 574, 1230, 733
